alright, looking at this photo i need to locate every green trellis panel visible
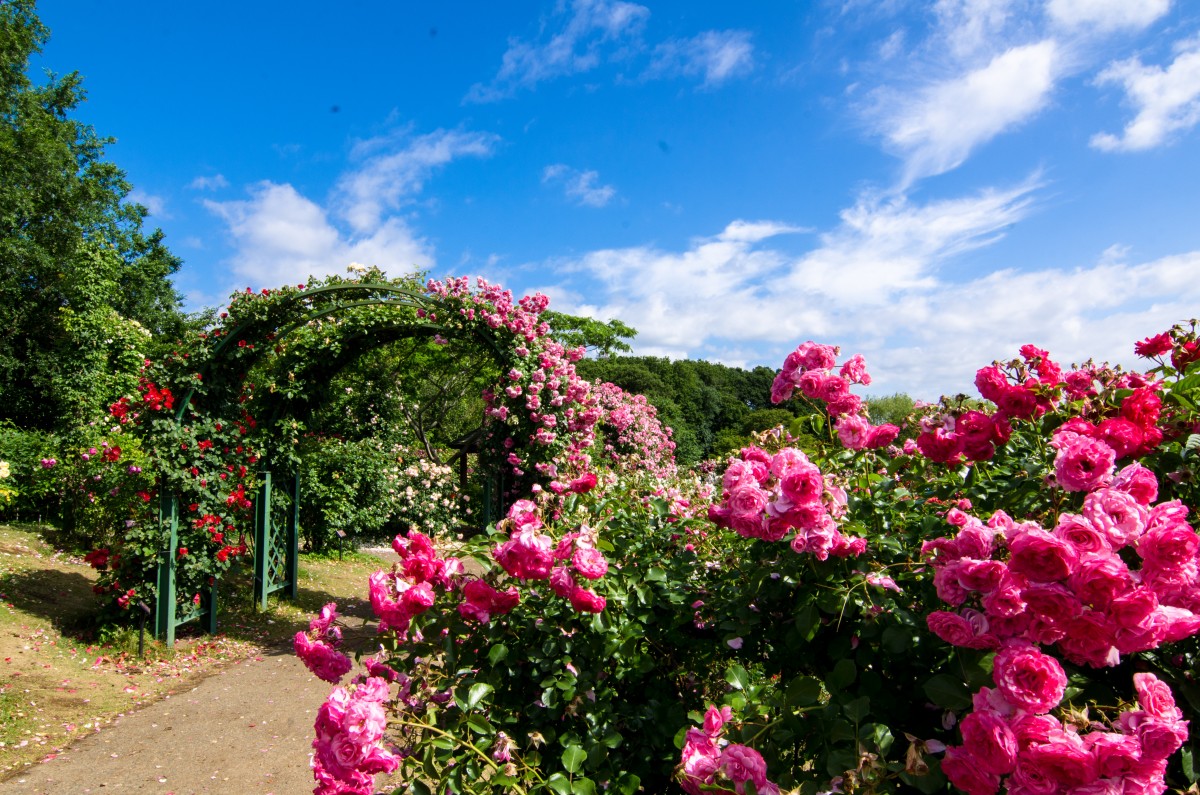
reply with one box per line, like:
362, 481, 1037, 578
252, 470, 299, 611
153, 490, 217, 647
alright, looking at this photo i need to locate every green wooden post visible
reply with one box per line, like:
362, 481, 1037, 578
253, 471, 273, 611
286, 471, 300, 600
154, 490, 179, 646
204, 578, 218, 634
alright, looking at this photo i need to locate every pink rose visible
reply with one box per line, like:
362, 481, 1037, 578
835, 414, 872, 450
572, 547, 609, 579
1112, 462, 1159, 506
1137, 522, 1200, 572
941, 746, 1000, 795
778, 464, 824, 506
1082, 488, 1148, 548
1008, 528, 1078, 583
719, 744, 769, 793
927, 610, 997, 649
959, 710, 1017, 775
568, 585, 606, 613
1133, 672, 1184, 720
1096, 417, 1143, 459
992, 641, 1067, 714
839, 353, 871, 384
1054, 436, 1116, 492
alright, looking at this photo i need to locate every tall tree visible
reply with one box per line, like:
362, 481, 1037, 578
0, 0, 184, 433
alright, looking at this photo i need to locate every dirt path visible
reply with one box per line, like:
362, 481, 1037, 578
0, 647, 347, 794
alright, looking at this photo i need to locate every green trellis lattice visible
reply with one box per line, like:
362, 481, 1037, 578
152, 281, 512, 645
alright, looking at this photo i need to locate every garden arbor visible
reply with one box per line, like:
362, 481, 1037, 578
120, 274, 601, 645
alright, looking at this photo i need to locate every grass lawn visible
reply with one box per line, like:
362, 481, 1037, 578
0, 522, 388, 779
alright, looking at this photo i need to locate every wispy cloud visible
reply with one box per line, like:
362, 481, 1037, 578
127, 189, 169, 219
1047, 0, 1172, 33
204, 182, 432, 289
188, 174, 230, 191
465, 0, 649, 103
1091, 35, 1200, 151
542, 164, 617, 207
874, 40, 1059, 184
203, 124, 498, 291
334, 127, 499, 232
645, 30, 755, 88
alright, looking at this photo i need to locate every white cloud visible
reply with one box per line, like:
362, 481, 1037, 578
932, 0, 1021, 61
465, 0, 650, 102
188, 174, 229, 191
127, 189, 169, 218
1090, 36, 1200, 151
1048, 0, 1171, 33
877, 40, 1059, 183
542, 164, 618, 207
335, 128, 498, 232
551, 197, 1200, 398
645, 30, 755, 88
204, 182, 432, 290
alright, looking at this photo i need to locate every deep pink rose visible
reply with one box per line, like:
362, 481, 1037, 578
975, 366, 1009, 404
927, 610, 997, 649
568, 585, 606, 613
572, 546, 609, 580
1083, 488, 1148, 548
993, 641, 1067, 714
839, 353, 871, 385
1137, 523, 1200, 572
1008, 528, 1079, 583
865, 423, 900, 449
1096, 417, 1143, 459
1054, 436, 1116, 492
941, 746, 1000, 795
1112, 462, 1159, 506
959, 710, 1017, 775
1021, 736, 1099, 788
719, 744, 769, 793
1134, 672, 1184, 720
835, 414, 871, 450
917, 428, 963, 465
1070, 554, 1133, 608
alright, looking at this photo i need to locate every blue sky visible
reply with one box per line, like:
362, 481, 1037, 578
36, 0, 1200, 398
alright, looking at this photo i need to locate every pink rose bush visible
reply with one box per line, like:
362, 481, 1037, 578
292, 315, 1200, 795
312, 675, 401, 794
678, 706, 781, 795
922, 462, 1200, 668
708, 444, 865, 559
771, 342, 899, 451
295, 602, 353, 683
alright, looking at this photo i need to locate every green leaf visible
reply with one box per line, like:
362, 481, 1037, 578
842, 695, 871, 723
646, 566, 667, 582
827, 658, 856, 691
547, 773, 574, 795
561, 744, 586, 774
572, 778, 598, 795
1182, 745, 1197, 783
922, 674, 972, 710
725, 664, 750, 691
488, 643, 509, 666
408, 781, 433, 795
785, 675, 823, 707
614, 773, 641, 795
464, 682, 494, 711
465, 714, 492, 734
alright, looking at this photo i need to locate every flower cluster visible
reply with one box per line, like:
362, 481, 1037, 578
708, 446, 865, 560
294, 602, 353, 684
492, 499, 608, 613
311, 675, 400, 795
585, 380, 677, 481
770, 342, 899, 451
922, 462, 1200, 667
368, 530, 463, 636
941, 668, 1188, 795
677, 706, 781, 795
426, 276, 603, 491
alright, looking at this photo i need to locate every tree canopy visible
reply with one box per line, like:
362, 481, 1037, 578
0, 0, 185, 434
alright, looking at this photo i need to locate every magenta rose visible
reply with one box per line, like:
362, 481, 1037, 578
1007, 528, 1079, 583
1054, 436, 1116, 492
719, 744, 769, 793
992, 641, 1067, 714
941, 746, 1001, 795
959, 710, 1017, 775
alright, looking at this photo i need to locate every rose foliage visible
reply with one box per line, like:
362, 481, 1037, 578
294, 318, 1200, 795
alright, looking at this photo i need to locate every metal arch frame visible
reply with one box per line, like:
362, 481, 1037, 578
153, 282, 512, 645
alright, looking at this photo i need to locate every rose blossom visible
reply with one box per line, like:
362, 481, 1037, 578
992, 641, 1067, 714
719, 744, 769, 794
1053, 436, 1116, 492
959, 710, 1017, 775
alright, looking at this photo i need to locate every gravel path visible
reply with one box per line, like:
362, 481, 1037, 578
0, 646, 395, 795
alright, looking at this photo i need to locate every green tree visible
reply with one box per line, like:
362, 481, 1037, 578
544, 311, 637, 357
0, 0, 185, 434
